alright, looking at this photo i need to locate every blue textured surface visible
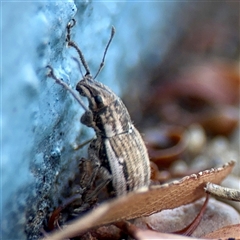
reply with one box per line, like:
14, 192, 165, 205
1, 1, 177, 239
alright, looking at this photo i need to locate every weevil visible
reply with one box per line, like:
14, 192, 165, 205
47, 19, 150, 200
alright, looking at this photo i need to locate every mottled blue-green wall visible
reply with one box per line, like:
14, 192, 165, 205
1, 1, 178, 239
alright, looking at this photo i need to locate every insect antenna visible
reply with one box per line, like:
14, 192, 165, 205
72, 56, 84, 78
46, 65, 88, 111
66, 19, 91, 76
93, 26, 115, 79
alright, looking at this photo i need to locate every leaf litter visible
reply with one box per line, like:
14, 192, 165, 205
43, 161, 236, 240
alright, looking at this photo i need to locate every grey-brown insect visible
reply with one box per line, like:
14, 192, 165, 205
47, 19, 150, 199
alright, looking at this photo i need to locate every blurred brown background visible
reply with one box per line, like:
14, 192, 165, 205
124, 1, 239, 138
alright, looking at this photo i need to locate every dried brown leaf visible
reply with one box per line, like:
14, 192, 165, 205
134, 225, 240, 240
115, 221, 204, 240
205, 182, 240, 201
134, 197, 240, 237
134, 229, 204, 240
87, 224, 122, 240
43, 161, 234, 240
203, 223, 240, 239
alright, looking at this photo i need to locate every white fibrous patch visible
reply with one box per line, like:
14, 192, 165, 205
105, 139, 127, 196
118, 157, 124, 164
128, 123, 133, 133
104, 124, 115, 137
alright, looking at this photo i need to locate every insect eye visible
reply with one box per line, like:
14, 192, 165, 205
94, 95, 104, 106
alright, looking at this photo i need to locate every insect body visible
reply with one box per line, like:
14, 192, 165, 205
77, 76, 150, 196
47, 19, 150, 198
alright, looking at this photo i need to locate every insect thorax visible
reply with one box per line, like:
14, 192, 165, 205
93, 98, 133, 138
